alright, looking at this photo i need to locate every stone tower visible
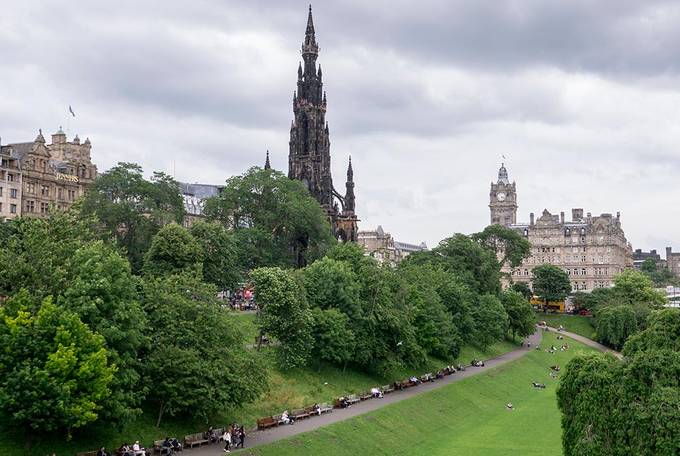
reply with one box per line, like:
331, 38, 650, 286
288, 6, 358, 242
489, 163, 517, 226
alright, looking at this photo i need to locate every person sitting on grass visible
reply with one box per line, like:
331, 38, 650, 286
506, 402, 514, 410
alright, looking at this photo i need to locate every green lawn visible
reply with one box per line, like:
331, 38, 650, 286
536, 313, 596, 339
230, 311, 260, 343
0, 336, 516, 456
244, 334, 598, 456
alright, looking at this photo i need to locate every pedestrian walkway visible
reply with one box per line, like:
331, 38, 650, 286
543, 326, 622, 359
190, 330, 543, 455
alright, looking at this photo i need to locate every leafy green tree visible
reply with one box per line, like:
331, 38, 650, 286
141, 272, 266, 426
61, 241, 147, 424
501, 290, 535, 340
190, 221, 241, 291
510, 282, 533, 301
623, 308, 680, 356
0, 294, 115, 438
640, 259, 678, 287
406, 233, 501, 295
251, 267, 314, 368
0, 209, 98, 300
80, 163, 185, 271
472, 224, 531, 269
531, 264, 572, 305
471, 294, 509, 349
301, 257, 362, 320
611, 269, 666, 308
309, 307, 355, 368
595, 305, 638, 350
143, 224, 202, 277
204, 167, 334, 268
397, 264, 462, 359
436, 274, 478, 343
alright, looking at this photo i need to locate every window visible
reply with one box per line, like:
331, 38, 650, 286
27, 183, 35, 194
26, 200, 35, 213
40, 202, 49, 214
68, 189, 76, 200
41, 185, 49, 197
10, 204, 16, 214
581, 255, 587, 262
0, 187, 3, 197
7, 173, 14, 182
0, 202, 2, 212
58, 187, 64, 199
10, 188, 17, 199
582, 268, 587, 275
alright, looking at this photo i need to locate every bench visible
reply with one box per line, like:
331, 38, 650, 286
359, 391, 373, 401
76, 452, 98, 456
184, 432, 210, 448
436, 370, 446, 379
381, 384, 395, 394
257, 416, 279, 430
319, 402, 333, 414
291, 408, 310, 420
346, 394, 361, 405
420, 373, 435, 383
398, 379, 418, 389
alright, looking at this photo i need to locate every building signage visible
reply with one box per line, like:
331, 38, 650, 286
56, 173, 79, 183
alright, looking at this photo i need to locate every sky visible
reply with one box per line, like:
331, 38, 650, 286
1, 0, 679, 252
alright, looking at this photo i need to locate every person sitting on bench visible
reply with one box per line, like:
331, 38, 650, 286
371, 387, 384, 398
281, 410, 293, 424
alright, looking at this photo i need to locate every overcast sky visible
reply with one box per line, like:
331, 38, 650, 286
1, 0, 679, 252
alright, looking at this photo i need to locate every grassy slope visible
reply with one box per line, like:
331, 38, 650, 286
0, 311, 516, 456
536, 313, 596, 340
246, 334, 598, 456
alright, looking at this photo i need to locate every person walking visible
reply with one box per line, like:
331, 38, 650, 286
236, 426, 245, 449
222, 428, 231, 453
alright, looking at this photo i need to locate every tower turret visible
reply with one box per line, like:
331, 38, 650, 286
489, 163, 517, 226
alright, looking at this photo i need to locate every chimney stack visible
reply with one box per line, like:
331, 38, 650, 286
560, 211, 565, 224
530, 212, 535, 226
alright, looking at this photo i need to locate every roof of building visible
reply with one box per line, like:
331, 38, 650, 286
1, 142, 35, 160
179, 182, 224, 199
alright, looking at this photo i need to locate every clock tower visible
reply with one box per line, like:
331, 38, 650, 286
489, 163, 517, 226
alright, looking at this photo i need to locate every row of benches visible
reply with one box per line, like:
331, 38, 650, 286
257, 403, 334, 430
76, 428, 224, 456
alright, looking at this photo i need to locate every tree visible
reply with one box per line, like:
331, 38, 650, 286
143, 224, 202, 277
406, 233, 501, 295
80, 163, 185, 271
595, 305, 638, 350
472, 224, 531, 269
623, 308, 680, 357
141, 273, 266, 426
510, 282, 533, 301
611, 270, 666, 308
0, 294, 115, 439
301, 257, 362, 320
190, 221, 241, 291
501, 290, 535, 340
531, 264, 571, 305
203, 167, 334, 269
640, 259, 678, 287
309, 308, 355, 368
471, 294, 509, 349
61, 241, 147, 424
251, 267, 313, 368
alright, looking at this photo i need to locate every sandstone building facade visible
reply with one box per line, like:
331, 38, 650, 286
287, 7, 358, 242
0, 128, 97, 219
489, 164, 632, 291
357, 225, 427, 266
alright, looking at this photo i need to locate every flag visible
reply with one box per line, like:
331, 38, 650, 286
69, 105, 75, 117
502, 154, 506, 159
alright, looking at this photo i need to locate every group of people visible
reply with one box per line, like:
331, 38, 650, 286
471, 359, 485, 367
159, 437, 183, 455
221, 424, 246, 453
95, 441, 146, 456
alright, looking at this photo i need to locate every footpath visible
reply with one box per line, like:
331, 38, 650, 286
189, 330, 543, 455
542, 326, 622, 359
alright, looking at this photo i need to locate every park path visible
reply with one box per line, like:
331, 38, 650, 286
541, 325, 622, 359
188, 330, 543, 455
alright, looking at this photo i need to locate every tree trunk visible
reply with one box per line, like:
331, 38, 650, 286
156, 400, 165, 428
257, 329, 263, 352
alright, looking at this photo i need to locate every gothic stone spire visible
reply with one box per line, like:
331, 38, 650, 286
264, 150, 271, 170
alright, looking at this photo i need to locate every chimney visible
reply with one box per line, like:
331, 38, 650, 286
572, 208, 583, 221
560, 211, 565, 224
667, 247, 673, 260
530, 212, 535, 226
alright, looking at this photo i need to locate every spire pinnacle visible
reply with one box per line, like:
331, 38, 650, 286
302, 5, 319, 56
347, 156, 353, 181
264, 150, 271, 170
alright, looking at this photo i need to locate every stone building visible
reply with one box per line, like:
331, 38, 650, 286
488, 164, 632, 291
179, 182, 224, 227
666, 247, 680, 279
0, 128, 97, 218
287, 6, 359, 242
0, 145, 22, 219
632, 249, 665, 270
357, 225, 427, 266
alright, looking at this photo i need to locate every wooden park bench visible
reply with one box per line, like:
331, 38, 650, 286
318, 402, 333, 414
184, 432, 210, 448
398, 379, 418, 389
381, 384, 395, 394
257, 416, 279, 430
291, 408, 310, 420
346, 394, 361, 405
360, 391, 373, 401
420, 373, 435, 383
76, 451, 98, 456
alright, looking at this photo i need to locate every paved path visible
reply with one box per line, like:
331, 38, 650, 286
542, 326, 622, 359
188, 330, 543, 455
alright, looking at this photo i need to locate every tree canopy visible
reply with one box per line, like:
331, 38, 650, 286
472, 224, 531, 269
531, 264, 571, 303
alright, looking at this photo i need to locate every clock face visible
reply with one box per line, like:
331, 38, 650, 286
497, 192, 506, 202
